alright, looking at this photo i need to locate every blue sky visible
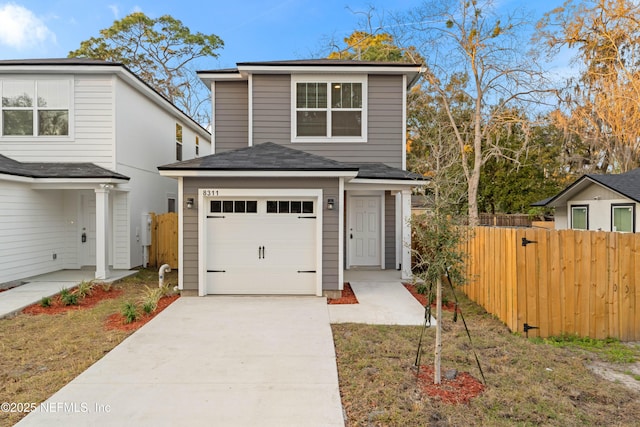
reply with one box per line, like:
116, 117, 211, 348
0, 0, 565, 69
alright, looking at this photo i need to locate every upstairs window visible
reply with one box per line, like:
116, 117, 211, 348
292, 76, 366, 142
1, 79, 70, 136
176, 123, 183, 161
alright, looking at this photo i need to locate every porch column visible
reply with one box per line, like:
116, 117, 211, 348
95, 184, 112, 280
401, 188, 412, 280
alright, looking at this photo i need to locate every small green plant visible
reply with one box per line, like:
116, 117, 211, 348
76, 281, 94, 298
140, 286, 162, 315
59, 287, 70, 299
121, 301, 139, 324
61, 291, 79, 306
540, 335, 637, 363
442, 296, 449, 306
100, 282, 113, 292
416, 283, 429, 295
39, 296, 52, 308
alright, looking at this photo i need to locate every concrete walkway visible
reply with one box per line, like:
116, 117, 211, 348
15, 296, 344, 427
328, 271, 435, 326
0, 270, 135, 319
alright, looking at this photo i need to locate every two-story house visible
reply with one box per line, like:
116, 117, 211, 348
159, 59, 425, 297
0, 58, 211, 284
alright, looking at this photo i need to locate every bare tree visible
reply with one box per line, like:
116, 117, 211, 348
401, 0, 550, 226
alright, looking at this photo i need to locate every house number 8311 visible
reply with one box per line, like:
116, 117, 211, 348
201, 190, 219, 196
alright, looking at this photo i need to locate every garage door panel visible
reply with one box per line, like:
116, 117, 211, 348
205, 198, 318, 295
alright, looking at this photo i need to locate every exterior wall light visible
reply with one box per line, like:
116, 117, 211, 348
327, 198, 335, 210
186, 198, 194, 209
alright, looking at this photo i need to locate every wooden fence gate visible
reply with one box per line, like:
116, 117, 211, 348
461, 227, 640, 341
148, 212, 178, 269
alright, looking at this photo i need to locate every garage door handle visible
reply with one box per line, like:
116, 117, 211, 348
258, 246, 265, 259
207, 270, 226, 273
297, 270, 316, 273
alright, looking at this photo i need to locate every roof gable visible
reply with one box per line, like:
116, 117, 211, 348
536, 168, 640, 207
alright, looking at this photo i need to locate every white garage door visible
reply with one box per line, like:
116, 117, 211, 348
205, 198, 318, 294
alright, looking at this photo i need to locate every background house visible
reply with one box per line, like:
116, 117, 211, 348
0, 58, 210, 284
533, 168, 640, 232
160, 59, 426, 297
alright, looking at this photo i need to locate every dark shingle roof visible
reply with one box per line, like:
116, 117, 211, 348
0, 154, 129, 180
347, 162, 425, 181
534, 168, 640, 206
159, 142, 426, 182
159, 142, 359, 172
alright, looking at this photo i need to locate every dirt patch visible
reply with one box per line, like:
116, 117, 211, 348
403, 283, 458, 312
587, 361, 640, 393
105, 294, 179, 331
327, 283, 358, 304
416, 365, 485, 404
22, 287, 123, 315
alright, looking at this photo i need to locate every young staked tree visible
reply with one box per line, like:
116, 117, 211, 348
69, 12, 223, 126
537, 0, 640, 173
401, 0, 549, 226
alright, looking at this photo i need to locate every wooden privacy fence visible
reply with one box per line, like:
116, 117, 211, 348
149, 212, 178, 269
460, 227, 640, 341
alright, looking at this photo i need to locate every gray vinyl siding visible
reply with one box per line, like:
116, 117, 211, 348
251, 74, 404, 167
252, 75, 290, 143
214, 81, 248, 153
181, 177, 340, 292
385, 191, 396, 269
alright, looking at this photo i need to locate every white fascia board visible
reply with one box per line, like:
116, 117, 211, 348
0, 173, 34, 183
30, 179, 129, 190
198, 72, 246, 86
159, 170, 359, 179
238, 64, 422, 77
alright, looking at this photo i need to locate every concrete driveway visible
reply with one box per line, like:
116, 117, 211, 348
16, 297, 344, 426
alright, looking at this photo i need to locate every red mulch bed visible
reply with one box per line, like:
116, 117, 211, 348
416, 365, 485, 404
403, 283, 458, 312
104, 294, 180, 332
327, 283, 358, 304
22, 287, 124, 315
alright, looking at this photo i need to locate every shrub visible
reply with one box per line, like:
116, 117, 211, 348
100, 283, 113, 292
140, 286, 162, 315
76, 281, 94, 298
121, 301, 139, 324
39, 296, 52, 308
61, 292, 79, 306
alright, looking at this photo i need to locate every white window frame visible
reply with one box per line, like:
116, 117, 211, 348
611, 204, 635, 233
0, 76, 74, 140
291, 74, 367, 143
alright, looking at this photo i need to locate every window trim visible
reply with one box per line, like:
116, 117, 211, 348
570, 205, 589, 230
0, 76, 74, 140
176, 123, 183, 161
611, 203, 635, 233
291, 74, 367, 143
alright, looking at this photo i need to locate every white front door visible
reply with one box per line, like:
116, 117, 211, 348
349, 196, 381, 266
80, 192, 96, 266
205, 198, 317, 294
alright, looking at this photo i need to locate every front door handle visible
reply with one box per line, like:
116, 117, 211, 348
263, 246, 266, 259
258, 246, 262, 259
350, 233, 353, 239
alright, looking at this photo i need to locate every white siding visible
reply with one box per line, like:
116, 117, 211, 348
112, 190, 130, 269
0, 74, 115, 168
0, 182, 66, 283
114, 78, 207, 267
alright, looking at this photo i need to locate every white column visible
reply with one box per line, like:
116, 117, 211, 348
95, 185, 112, 280
401, 188, 412, 280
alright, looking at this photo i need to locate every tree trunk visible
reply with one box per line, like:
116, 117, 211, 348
434, 276, 442, 384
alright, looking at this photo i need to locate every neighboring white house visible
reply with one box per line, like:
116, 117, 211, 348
533, 168, 640, 232
0, 58, 211, 284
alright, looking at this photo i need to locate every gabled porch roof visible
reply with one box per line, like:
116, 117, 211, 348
0, 154, 129, 182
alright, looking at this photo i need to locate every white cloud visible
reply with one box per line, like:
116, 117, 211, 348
0, 3, 55, 49
109, 4, 120, 19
